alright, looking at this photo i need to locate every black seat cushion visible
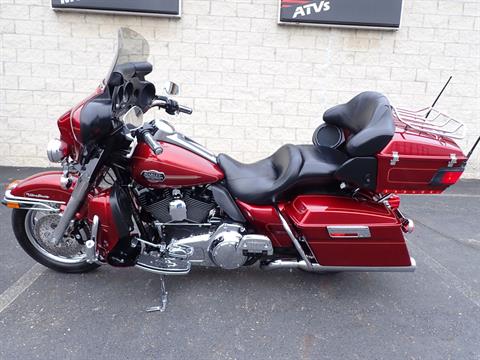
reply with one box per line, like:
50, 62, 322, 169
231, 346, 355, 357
217, 144, 302, 205
297, 145, 348, 181
323, 91, 394, 157
218, 144, 347, 205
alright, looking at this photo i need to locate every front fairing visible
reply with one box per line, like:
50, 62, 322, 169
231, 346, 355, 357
59, 28, 152, 154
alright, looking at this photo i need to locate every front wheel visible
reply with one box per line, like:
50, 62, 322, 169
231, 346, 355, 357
12, 209, 99, 273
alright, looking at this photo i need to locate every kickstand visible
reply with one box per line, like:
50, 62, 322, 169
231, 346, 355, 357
146, 275, 168, 313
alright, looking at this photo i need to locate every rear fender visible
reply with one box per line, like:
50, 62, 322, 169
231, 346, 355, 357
2, 171, 75, 212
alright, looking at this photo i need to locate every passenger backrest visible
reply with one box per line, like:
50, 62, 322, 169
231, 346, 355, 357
323, 92, 395, 157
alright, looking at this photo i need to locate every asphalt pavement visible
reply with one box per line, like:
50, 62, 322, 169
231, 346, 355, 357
0, 166, 479, 360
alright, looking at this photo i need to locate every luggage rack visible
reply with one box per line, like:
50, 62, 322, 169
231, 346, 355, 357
391, 106, 465, 140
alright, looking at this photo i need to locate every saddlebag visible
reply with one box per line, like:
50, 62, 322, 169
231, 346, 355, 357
283, 195, 413, 267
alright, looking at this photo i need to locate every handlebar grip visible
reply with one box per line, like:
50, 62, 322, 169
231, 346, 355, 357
178, 105, 193, 115
143, 132, 163, 155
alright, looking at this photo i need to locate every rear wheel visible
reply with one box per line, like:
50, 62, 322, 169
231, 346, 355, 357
12, 209, 99, 273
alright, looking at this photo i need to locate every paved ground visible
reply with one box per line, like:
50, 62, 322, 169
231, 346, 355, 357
0, 167, 479, 360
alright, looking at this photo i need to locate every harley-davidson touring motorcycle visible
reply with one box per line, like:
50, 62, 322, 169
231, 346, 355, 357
3, 29, 478, 311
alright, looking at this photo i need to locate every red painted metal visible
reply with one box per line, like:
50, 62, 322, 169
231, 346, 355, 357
376, 126, 467, 194
10, 171, 74, 203
283, 195, 412, 267
87, 188, 119, 258
131, 141, 224, 188
9, 171, 118, 259
236, 200, 291, 248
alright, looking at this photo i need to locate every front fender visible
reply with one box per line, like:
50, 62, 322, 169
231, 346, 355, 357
2, 171, 75, 211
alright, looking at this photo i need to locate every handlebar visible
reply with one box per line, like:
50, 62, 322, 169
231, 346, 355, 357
150, 97, 193, 115
178, 104, 193, 115
143, 132, 163, 155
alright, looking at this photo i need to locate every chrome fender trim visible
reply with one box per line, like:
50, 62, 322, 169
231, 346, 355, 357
2, 190, 64, 212
261, 257, 417, 273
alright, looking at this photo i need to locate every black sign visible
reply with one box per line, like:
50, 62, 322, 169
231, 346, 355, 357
52, 0, 181, 17
279, 0, 403, 29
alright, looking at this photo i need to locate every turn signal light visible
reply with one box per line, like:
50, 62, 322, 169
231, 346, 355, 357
386, 195, 401, 209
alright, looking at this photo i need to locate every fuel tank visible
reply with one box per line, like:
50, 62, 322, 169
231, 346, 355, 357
131, 141, 224, 188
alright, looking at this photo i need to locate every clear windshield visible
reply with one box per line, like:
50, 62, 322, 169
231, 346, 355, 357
105, 28, 150, 85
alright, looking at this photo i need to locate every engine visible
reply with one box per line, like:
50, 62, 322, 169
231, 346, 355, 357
134, 186, 274, 272
137, 186, 216, 224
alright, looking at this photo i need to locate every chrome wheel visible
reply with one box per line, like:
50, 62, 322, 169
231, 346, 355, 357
24, 210, 88, 264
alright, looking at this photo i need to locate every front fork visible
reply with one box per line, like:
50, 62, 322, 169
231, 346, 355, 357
51, 155, 103, 245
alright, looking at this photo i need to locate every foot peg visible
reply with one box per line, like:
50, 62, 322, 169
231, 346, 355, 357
146, 275, 168, 313
136, 253, 191, 275
166, 243, 194, 260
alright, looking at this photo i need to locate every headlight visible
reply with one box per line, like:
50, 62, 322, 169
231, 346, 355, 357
47, 139, 68, 163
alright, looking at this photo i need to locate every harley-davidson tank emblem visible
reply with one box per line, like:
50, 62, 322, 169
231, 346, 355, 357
141, 170, 166, 183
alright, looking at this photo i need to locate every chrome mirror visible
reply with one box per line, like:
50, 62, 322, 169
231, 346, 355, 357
164, 81, 179, 96
121, 106, 144, 127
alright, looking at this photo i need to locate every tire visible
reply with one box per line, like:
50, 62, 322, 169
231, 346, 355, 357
12, 209, 99, 274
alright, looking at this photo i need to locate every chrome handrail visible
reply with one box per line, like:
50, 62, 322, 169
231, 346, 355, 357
392, 106, 465, 140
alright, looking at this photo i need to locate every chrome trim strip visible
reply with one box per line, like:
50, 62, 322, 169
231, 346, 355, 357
4, 190, 66, 204
276, 208, 313, 271
153, 126, 218, 164
327, 225, 371, 239
166, 133, 218, 164
262, 257, 417, 273
3, 190, 64, 212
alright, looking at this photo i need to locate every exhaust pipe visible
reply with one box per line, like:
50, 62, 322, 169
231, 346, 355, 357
261, 258, 416, 273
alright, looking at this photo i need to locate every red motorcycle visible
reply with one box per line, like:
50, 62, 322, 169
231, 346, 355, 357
2, 29, 477, 311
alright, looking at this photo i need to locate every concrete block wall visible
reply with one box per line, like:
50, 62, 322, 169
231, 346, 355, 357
1, 0, 479, 177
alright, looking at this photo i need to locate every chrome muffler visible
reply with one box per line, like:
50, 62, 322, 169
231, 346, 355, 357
261, 258, 417, 273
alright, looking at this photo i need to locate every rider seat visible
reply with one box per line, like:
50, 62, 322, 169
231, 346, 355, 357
217, 144, 347, 205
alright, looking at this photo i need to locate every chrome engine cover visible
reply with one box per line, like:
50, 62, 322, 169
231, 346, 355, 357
169, 199, 187, 222
210, 226, 246, 269
169, 223, 273, 270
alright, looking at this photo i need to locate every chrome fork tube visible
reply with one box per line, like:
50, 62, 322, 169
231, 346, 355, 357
51, 158, 101, 245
